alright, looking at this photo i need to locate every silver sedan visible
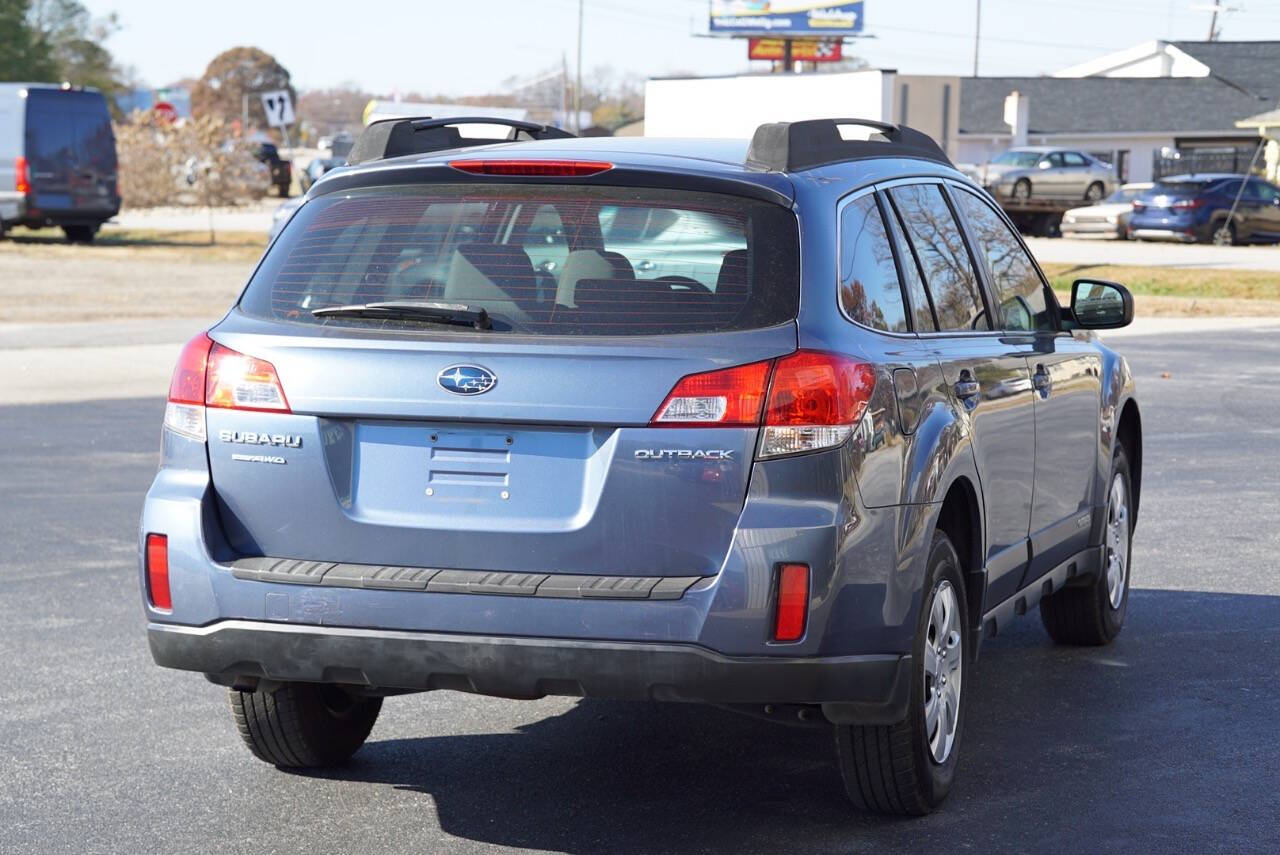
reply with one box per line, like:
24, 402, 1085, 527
976, 147, 1118, 203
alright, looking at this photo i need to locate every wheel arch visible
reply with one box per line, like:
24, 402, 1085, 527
932, 475, 986, 658
1116, 397, 1142, 527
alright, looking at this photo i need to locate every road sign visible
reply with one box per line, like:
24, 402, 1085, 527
153, 101, 178, 123
259, 90, 295, 128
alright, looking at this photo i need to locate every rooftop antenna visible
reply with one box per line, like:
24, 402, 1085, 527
1192, 3, 1241, 41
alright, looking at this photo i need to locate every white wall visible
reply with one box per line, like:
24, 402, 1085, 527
644, 70, 893, 138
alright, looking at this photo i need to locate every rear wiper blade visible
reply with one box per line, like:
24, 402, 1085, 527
312, 301, 491, 330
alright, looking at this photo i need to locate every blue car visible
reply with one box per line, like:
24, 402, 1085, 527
1129, 173, 1280, 244
141, 116, 1142, 815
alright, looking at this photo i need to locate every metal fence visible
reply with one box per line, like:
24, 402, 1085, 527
1152, 144, 1263, 180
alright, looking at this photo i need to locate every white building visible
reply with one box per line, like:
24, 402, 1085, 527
644, 41, 1280, 183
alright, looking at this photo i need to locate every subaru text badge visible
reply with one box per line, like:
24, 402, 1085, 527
438, 364, 497, 396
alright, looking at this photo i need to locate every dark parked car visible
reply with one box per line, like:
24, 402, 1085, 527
1129, 173, 1280, 244
298, 156, 345, 192
141, 117, 1142, 815
255, 142, 292, 197
0, 83, 120, 242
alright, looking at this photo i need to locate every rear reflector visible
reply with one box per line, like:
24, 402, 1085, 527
651, 360, 771, 427
145, 533, 171, 611
774, 564, 809, 641
14, 155, 30, 195
448, 159, 613, 177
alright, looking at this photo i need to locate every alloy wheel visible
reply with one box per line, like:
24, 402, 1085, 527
922, 580, 963, 764
1105, 472, 1130, 609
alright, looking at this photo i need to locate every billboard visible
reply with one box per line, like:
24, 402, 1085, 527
747, 38, 844, 62
710, 2, 864, 37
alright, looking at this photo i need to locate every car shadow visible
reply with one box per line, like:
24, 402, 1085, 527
290, 588, 1280, 853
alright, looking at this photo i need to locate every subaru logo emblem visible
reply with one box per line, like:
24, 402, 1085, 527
437, 364, 497, 396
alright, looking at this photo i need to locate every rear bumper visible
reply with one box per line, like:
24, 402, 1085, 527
1060, 221, 1123, 237
1130, 227, 1197, 243
148, 619, 912, 723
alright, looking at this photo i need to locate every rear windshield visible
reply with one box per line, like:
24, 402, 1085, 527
24, 89, 115, 171
240, 184, 800, 336
1152, 180, 1214, 195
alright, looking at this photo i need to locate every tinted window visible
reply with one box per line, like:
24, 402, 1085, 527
883, 199, 937, 332
1247, 179, 1280, 202
1215, 179, 1244, 197
953, 190, 1054, 332
242, 185, 799, 336
1046, 153, 1064, 168
1063, 152, 1088, 167
24, 90, 116, 176
25, 102, 77, 178
888, 184, 988, 331
838, 195, 908, 332
1153, 180, 1213, 194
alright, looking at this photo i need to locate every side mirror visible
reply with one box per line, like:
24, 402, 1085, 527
1038, 160, 1053, 169
1070, 279, 1134, 329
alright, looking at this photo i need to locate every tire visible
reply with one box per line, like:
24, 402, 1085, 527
1085, 181, 1105, 202
62, 224, 98, 243
1040, 444, 1133, 646
1013, 178, 1032, 201
228, 682, 382, 768
1211, 221, 1236, 246
834, 530, 968, 815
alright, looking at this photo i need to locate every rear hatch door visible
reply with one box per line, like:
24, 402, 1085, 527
205, 177, 799, 579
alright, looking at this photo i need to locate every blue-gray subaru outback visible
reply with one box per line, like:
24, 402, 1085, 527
140, 117, 1142, 815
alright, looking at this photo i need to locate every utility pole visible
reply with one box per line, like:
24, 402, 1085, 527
574, 0, 584, 133
1207, 5, 1219, 39
972, 0, 982, 76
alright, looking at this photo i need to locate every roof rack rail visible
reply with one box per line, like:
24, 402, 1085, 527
745, 119, 952, 172
347, 116, 576, 165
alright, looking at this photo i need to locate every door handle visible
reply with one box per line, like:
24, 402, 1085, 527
1033, 364, 1052, 397
954, 377, 981, 401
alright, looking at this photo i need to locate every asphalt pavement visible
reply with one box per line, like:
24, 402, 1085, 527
1, 327, 1278, 854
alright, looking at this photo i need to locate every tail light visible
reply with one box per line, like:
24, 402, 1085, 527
163, 332, 290, 441
774, 563, 809, 641
760, 352, 876, 458
145, 533, 171, 610
650, 351, 875, 459
652, 360, 772, 427
14, 156, 30, 195
449, 159, 613, 177
1171, 197, 1206, 211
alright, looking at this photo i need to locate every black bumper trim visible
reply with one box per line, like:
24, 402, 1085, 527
229, 557, 703, 601
148, 621, 910, 722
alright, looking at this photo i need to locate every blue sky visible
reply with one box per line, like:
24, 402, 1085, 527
83, 0, 1280, 94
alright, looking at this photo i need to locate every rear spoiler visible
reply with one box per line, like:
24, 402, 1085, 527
347, 117, 576, 165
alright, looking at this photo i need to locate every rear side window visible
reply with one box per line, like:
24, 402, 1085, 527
838, 194, 908, 333
952, 189, 1054, 332
888, 184, 988, 331
241, 185, 799, 336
